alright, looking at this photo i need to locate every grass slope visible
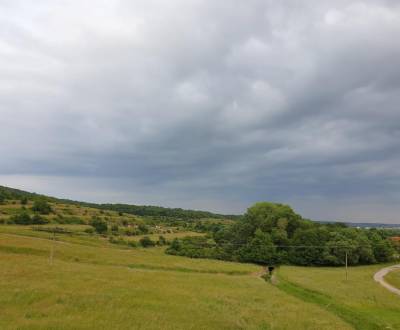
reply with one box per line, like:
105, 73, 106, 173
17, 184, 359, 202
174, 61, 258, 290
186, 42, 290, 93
0, 226, 351, 330
385, 269, 400, 290
278, 265, 400, 330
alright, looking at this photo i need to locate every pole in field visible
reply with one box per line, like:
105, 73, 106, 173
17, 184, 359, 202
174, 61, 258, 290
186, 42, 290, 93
49, 230, 55, 265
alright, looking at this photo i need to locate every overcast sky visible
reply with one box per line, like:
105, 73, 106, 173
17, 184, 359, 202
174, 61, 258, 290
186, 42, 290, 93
1, 0, 400, 223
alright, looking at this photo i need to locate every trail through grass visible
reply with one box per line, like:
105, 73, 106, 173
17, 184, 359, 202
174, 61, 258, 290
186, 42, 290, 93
278, 265, 400, 330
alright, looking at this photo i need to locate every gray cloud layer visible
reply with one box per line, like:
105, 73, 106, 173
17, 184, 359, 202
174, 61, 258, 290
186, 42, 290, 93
1, 0, 400, 222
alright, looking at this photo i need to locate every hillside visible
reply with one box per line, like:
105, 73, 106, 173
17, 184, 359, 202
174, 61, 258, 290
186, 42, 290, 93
1, 185, 400, 329
0, 185, 240, 221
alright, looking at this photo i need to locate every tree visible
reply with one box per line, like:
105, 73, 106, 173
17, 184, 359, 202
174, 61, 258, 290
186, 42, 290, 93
90, 217, 108, 234
0, 194, 5, 205
32, 200, 52, 215
20, 197, 28, 205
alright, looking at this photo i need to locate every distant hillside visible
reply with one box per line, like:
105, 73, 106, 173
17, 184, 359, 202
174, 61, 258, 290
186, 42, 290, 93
0, 185, 241, 221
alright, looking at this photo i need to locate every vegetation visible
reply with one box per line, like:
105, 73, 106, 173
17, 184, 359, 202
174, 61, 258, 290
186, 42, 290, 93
0, 225, 353, 329
89, 217, 108, 234
1, 186, 399, 329
278, 265, 400, 330
32, 199, 52, 215
385, 269, 400, 289
167, 202, 397, 266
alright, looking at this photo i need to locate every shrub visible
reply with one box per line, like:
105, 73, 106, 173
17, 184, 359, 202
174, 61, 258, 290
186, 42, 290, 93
90, 217, 108, 234
157, 235, 167, 246
139, 236, 156, 248
20, 197, 28, 205
12, 212, 32, 225
32, 200, 52, 215
84, 227, 95, 234
31, 214, 49, 225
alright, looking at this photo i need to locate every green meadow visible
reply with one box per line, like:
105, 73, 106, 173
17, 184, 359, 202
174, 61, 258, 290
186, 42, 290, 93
0, 196, 399, 329
1, 225, 352, 330
385, 269, 400, 290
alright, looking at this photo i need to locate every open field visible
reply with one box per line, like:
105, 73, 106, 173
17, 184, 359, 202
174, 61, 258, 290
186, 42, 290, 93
1, 196, 399, 329
0, 225, 353, 330
278, 265, 400, 330
385, 269, 400, 290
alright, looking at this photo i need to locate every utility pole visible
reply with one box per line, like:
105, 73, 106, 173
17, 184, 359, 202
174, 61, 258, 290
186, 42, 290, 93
49, 230, 55, 265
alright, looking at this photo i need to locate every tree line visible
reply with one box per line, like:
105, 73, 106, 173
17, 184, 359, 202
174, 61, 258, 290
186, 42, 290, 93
166, 202, 399, 266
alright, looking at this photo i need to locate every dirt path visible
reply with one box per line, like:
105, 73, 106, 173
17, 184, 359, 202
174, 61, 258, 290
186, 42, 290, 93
373, 264, 400, 296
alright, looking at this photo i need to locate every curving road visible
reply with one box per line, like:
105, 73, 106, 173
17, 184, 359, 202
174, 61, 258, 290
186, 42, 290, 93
373, 264, 400, 296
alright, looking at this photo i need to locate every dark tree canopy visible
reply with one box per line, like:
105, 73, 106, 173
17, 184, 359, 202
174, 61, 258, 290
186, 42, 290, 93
166, 202, 396, 266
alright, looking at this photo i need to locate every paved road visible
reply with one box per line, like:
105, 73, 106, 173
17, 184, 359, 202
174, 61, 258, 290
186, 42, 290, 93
373, 264, 400, 296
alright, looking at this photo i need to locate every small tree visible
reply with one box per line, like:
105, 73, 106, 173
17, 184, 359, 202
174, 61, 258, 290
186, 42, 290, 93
90, 217, 108, 234
32, 200, 52, 215
0, 195, 5, 205
12, 212, 32, 225
139, 236, 155, 248
20, 197, 28, 205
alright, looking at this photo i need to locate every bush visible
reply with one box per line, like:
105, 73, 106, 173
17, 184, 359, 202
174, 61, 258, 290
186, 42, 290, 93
90, 217, 108, 234
157, 235, 167, 246
32, 200, 52, 215
84, 227, 95, 234
31, 214, 49, 225
138, 224, 149, 234
111, 224, 119, 233
12, 212, 32, 225
139, 236, 156, 248
20, 197, 28, 205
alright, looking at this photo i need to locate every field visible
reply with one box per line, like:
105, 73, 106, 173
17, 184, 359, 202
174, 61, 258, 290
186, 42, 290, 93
385, 270, 400, 290
0, 225, 354, 330
278, 265, 400, 330
1, 199, 399, 329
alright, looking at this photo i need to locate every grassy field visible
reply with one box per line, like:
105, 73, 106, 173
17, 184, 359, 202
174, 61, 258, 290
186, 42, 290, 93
278, 265, 400, 330
0, 225, 353, 330
385, 269, 400, 290
1, 199, 399, 329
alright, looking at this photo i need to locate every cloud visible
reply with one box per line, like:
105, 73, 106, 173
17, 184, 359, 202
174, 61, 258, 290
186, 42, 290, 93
1, 0, 400, 222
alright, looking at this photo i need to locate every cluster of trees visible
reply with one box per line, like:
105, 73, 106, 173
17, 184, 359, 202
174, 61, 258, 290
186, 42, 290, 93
166, 202, 398, 266
10, 212, 48, 225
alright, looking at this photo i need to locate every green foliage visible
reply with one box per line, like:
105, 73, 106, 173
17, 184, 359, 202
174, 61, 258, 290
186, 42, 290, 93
157, 235, 167, 246
168, 202, 396, 266
20, 197, 28, 205
11, 212, 32, 225
90, 217, 108, 234
139, 236, 156, 248
111, 224, 119, 233
32, 200, 52, 215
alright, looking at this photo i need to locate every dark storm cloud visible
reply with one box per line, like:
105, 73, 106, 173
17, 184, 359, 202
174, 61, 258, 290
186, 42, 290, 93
1, 0, 400, 222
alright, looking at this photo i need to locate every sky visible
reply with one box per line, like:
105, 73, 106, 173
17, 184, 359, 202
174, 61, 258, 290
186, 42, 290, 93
1, 0, 400, 223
